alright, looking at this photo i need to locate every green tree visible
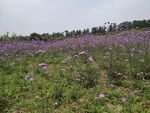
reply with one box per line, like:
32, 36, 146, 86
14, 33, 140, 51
30, 33, 41, 40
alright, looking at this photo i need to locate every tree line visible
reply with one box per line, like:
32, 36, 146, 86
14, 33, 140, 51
0, 19, 150, 42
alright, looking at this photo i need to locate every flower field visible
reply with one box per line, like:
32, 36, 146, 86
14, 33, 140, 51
0, 31, 150, 112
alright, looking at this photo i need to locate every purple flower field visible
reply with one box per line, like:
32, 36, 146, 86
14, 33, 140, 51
0, 31, 150, 60
0, 30, 150, 112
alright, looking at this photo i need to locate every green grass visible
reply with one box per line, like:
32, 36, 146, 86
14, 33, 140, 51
0, 44, 150, 113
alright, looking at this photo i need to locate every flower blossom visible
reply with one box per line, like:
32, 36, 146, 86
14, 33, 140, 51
79, 51, 88, 55
39, 63, 47, 69
121, 98, 128, 103
88, 56, 94, 62
36, 50, 45, 55
25, 75, 34, 81
95, 93, 105, 100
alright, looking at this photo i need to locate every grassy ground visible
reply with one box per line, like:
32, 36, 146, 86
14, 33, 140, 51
0, 34, 150, 113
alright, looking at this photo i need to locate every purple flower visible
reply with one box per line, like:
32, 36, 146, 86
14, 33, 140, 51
99, 93, 105, 99
39, 63, 47, 69
95, 93, 105, 100
88, 56, 94, 62
76, 75, 81, 82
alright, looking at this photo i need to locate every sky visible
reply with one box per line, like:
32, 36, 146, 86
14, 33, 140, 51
0, 0, 150, 35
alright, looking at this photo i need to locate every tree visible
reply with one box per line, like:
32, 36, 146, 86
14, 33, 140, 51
30, 33, 41, 40
82, 28, 90, 35
64, 30, 70, 37
76, 30, 82, 36
98, 26, 106, 35
118, 21, 132, 31
91, 27, 98, 34
147, 19, 150, 28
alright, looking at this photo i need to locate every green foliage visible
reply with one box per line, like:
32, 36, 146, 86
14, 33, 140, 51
0, 43, 150, 113
0, 32, 150, 112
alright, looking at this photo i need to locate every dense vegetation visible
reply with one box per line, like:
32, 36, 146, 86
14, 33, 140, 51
0, 30, 150, 112
0, 19, 150, 42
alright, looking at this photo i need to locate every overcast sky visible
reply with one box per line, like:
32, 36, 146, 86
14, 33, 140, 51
0, 0, 150, 35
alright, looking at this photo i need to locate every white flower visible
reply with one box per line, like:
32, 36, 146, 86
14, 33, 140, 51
28, 64, 33, 69
96, 93, 105, 100
121, 98, 127, 103
29, 77, 34, 81
117, 73, 122, 76
137, 73, 140, 76
106, 52, 110, 56
79, 51, 87, 55
74, 55, 79, 58
109, 47, 113, 50
36, 50, 45, 55
88, 56, 94, 62
25, 75, 34, 81
140, 59, 144, 63
53, 102, 58, 106
139, 50, 143, 53
61, 60, 65, 63
124, 59, 128, 62
140, 72, 143, 75
76, 78, 81, 82
25, 76, 29, 80
131, 48, 135, 52
130, 53, 133, 56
